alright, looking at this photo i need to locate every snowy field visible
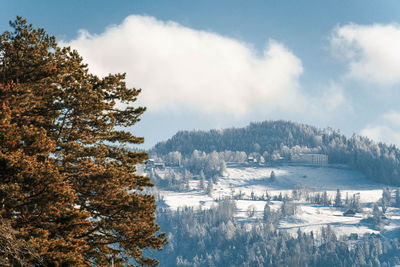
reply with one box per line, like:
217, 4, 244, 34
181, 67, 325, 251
156, 164, 400, 238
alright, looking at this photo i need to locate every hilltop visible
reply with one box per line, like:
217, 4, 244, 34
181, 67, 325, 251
153, 120, 400, 185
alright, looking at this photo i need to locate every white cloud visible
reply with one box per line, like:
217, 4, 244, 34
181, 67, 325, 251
63, 15, 307, 116
360, 111, 400, 147
382, 111, 400, 128
307, 82, 352, 122
330, 23, 400, 86
319, 82, 347, 111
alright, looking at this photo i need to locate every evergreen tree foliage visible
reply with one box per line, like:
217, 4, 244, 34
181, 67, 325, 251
199, 170, 205, 191
381, 187, 391, 213
263, 203, 270, 222
334, 189, 342, 207
322, 191, 330, 206
0, 17, 166, 266
396, 188, 400, 207
206, 180, 213, 197
270, 170, 276, 182
372, 203, 384, 230
349, 194, 361, 212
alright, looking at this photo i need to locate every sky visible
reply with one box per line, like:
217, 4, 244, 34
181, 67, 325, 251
2, 1, 400, 148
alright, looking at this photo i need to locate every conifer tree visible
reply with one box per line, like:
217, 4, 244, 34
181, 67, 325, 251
199, 170, 205, 191
334, 189, 342, 207
207, 180, 213, 197
395, 188, 400, 207
0, 17, 166, 266
270, 170, 276, 182
263, 203, 270, 222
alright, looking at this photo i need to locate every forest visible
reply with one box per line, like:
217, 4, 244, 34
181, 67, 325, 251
146, 121, 400, 266
152, 200, 400, 267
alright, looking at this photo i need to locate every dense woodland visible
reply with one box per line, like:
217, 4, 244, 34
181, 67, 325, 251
153, 200, 400, 267
153, 120, 400, 185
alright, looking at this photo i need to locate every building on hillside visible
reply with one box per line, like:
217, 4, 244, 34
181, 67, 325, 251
343, 209, 356, 216
145, 159, 165, 171
147, 159, 155, 167
155, 162, 165, 170
290, 153, 328, 165
247, 156, 258, 164
349, 233, 358, 240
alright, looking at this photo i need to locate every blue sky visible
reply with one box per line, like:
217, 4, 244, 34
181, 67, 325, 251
2, 1, 400, 148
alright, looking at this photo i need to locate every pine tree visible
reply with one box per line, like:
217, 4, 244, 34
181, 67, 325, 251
207, 180, 213, 197
372, 203, 383, 229
263, 203, 271, 222
334, 189, 342, 207
322, 191, 329, 206
381, 187, 391, 213
246, 205, 256, 218
396, 188, 400, 207
199, 170, 205, 190
350, 193, 361, 212
0, 17, 166, 265
270, 170, 276, 182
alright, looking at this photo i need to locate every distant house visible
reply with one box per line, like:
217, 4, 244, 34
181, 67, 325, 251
291, 153, 328, 165
349, 233, 358, 240
145, 159, 164, 171
368, 233, 381, 239
343, 209, 356, 216
155, 162, 165, 170
247, 156, 258, 164
147, 159, 155, 167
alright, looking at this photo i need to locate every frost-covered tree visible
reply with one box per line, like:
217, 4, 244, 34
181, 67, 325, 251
381, 187, 391, 213
263, 203, 271, 222
270, 171, 276, 182
246, 205, 256, 218
334, 189, 342, 207
372, 203, 384, 230
207, 180, 213, 197
199, 170, 205, 190
396, 188, 400, 207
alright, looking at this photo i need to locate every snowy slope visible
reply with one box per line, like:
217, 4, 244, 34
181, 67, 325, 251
156, 163, 398, 238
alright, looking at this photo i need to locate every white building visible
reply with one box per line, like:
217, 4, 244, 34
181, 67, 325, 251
291, 153, 328, 165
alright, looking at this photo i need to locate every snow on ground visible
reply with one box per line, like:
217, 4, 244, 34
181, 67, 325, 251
217, 163, 381, 192
158, 163, 394, 238
159, 190, 214, 210
278, 204, 379, 237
